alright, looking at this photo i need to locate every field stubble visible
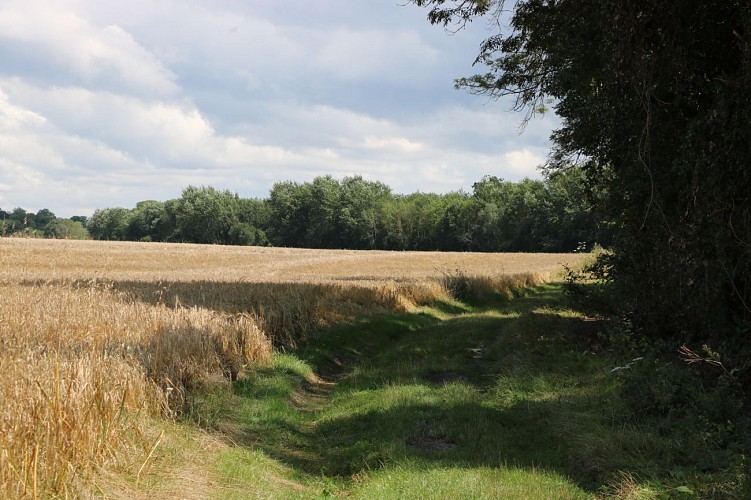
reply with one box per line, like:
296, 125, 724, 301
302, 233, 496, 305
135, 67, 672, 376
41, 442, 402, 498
0, 237, 587, 496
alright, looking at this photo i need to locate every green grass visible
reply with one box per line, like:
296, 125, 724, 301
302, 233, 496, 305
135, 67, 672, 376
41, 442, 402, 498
183, 283, 745, 498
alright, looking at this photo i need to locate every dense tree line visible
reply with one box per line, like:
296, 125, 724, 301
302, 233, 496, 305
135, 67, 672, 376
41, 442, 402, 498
0, 207, 88, 239
81, 170, 606, 252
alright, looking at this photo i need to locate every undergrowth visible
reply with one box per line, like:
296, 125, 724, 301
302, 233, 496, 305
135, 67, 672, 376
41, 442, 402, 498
564, 259, 751, 498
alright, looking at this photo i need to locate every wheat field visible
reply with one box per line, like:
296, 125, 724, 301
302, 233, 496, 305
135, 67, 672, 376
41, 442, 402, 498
1, 238, 583, 284
0, 237, 587, 497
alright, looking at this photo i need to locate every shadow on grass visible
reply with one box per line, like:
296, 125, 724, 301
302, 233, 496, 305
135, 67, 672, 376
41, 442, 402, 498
224, 284, 625, 492
308, 397, 581, 477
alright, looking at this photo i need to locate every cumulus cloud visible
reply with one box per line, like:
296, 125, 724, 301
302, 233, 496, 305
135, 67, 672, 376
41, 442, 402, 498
360, 136, 424, 153
0, 0, 178, 96
0, 80, 301, 169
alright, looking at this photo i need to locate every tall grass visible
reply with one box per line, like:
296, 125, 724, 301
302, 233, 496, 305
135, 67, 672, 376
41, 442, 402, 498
439, 269, 544, 302
102, 272, 542, 347
0, 282, 271, 497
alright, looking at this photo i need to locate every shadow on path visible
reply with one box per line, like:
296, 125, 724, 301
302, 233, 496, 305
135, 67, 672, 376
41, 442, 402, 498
225, 284, 616, 491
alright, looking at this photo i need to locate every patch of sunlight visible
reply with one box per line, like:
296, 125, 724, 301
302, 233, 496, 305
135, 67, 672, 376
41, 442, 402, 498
416, 307, 457, 321
475, 309, 522, 319
353, 465, 590, 499
532, 306, 586, 318
272, 353, 315, 380
214, 447, 312, 499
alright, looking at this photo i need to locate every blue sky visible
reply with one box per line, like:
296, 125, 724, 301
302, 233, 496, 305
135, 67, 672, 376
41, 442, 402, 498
0, 0, 557, 217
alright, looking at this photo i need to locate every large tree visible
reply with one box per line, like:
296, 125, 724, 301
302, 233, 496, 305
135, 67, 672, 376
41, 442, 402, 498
126, 200, 169, 242
412, 1, 751, 358
87, 207, 131, 240
336, 176, 392, 249
172, 186, 240, 244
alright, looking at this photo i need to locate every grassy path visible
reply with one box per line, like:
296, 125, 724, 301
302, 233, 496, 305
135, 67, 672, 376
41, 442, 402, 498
173, 283, 673, 498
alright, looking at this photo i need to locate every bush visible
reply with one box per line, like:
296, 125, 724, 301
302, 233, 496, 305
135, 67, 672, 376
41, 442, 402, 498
616, 353, 748, 475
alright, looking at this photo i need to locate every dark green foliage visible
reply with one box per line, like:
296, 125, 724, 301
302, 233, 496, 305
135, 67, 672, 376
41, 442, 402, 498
236, 198, 270, 234
267, 175, 392, 249
69, 215, 88, 226
266, 180, 309, 246
172, 186, 240, 244
11, 207, 31, 227
126, 200, 169, 242
4, 207, 33, 233
435, 192, 474, 251
387, 192, 444, 250
469, 171, 606, 252
228, 221, 267, 246
1, 208, 27, 234
300, 175, 341, 248
337, 176, 392, 249
0, 207, 89, 239
33, 208, 56, 229
76, 187, 271, 246
265, 171, 600, 251
411, 0, 751, 385
616, 355, 749, 489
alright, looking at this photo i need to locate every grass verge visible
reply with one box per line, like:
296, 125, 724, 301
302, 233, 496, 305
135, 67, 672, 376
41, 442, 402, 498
171, 282, 748, 498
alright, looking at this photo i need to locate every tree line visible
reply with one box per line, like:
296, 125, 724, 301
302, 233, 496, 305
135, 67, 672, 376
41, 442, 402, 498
2, 169, 608, 252
78, 169, 607, 252
0, 207, 88, 239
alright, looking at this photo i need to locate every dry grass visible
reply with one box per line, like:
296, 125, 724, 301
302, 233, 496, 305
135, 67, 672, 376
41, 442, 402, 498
0, 237, 587, 496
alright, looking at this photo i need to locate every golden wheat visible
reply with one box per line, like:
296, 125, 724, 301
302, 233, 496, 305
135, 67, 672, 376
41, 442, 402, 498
0, 280, 272, 497
0, 237, 584, 284
0, 237, 587, 496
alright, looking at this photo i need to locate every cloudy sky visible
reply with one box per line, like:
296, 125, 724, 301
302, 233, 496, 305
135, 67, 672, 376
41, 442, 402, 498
0, 0, 557, 217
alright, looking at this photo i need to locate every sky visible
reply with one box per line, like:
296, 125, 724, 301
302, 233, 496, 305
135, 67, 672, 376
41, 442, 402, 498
0, 0, 558, 218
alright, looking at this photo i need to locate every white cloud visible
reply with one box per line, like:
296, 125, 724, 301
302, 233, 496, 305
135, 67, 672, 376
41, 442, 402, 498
0, 160, 45, 190
0, 80, 301, 169
360, 136, 424, 153
0, 0, 178, 96
503, 149, 547, 178
0, 89, 47, 129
